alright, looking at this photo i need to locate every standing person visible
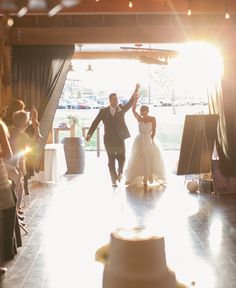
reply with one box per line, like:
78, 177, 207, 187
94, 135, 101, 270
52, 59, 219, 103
125, 97, 166, 187
1, 99, 25, 127
86, 84, 140, 187
7, 110, 41, 210
0, 120, 14, 278
2, 99, 39, 196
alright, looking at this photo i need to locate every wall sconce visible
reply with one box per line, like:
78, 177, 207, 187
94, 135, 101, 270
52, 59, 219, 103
48, 1, 62, 17
129, 0, 133, 8
17, 0, 29, 17
48, 0, 81, 17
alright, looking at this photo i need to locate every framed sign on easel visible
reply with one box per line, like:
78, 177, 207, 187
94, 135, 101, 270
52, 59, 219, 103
177, 114, 219, 176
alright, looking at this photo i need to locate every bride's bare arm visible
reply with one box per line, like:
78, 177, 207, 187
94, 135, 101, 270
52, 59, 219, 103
132, 98, 142, 121
151, 117, 156, 139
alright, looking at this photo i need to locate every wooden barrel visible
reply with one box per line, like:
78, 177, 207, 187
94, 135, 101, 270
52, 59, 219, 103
63, 137, 85, 174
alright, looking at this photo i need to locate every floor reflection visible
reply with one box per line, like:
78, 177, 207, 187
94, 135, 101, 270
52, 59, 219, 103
2, 152, 236, 288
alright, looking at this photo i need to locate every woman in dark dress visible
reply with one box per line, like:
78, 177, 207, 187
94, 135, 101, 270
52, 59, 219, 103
0, 119, 18, 277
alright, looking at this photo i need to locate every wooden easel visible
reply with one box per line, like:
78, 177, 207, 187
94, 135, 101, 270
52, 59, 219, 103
177, 114, 219, 195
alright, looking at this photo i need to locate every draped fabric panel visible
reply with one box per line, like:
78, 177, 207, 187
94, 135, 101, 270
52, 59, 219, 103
12, 45, 75, 171
208, 46, 236, 176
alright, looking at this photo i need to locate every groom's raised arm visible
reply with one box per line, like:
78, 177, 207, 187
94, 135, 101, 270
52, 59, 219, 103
123, 83, 140, 112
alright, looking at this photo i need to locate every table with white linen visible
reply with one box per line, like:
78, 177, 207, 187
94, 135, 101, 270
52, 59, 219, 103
31, 143, 67, 183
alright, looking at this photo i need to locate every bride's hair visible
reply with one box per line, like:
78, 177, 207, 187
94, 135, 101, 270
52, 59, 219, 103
140, 105, 149, 114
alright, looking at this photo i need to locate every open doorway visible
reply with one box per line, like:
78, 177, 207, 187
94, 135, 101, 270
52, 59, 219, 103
52, 41, 223, 155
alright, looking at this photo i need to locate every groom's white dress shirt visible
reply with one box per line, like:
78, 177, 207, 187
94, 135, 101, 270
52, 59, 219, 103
109, 106, 116, 117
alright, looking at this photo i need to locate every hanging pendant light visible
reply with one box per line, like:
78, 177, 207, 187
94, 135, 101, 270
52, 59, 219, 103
187, 0, 192, 16
86, 64, 94, 72
225, 4, 230, 19
68, 62, 75, 72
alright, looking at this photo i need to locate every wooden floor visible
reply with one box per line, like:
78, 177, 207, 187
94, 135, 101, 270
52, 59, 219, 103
1, 151, 236, 288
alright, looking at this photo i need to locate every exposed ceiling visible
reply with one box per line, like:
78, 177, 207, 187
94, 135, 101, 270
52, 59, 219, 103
1, 0, 235, 59
1, 0, 236, 16
72, 43, 179, 63
0, 0, 81, 16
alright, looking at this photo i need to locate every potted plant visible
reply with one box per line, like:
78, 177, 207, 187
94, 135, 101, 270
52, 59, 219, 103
66, 114, 79, 128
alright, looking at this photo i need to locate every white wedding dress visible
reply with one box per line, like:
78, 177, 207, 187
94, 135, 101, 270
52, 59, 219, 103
125, 121, 166, 185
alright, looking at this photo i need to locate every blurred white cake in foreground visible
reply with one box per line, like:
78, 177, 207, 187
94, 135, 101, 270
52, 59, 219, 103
103, 231, 176, 288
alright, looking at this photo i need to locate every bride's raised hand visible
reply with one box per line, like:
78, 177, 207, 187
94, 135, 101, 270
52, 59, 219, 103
135, 83, 140, 92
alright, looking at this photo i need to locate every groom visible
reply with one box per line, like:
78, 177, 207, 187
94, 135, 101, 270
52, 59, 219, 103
86, 83, 140, 187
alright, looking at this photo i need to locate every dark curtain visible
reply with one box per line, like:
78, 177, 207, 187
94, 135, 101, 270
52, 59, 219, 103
208, 45, 236, 176
12, 45, 75, 171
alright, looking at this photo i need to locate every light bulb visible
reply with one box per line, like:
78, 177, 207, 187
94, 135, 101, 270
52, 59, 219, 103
225, 4, 230, 20
225, 12, 230, 19
129, 0, 133, 8
7, 17, 14, 27
187, 0, 191, 16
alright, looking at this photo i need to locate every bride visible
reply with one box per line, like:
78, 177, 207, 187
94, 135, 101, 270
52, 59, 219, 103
125, 97, 166, 186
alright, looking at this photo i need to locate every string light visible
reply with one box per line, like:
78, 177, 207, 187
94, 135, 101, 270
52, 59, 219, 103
6, 17, 14, 27
225, 12, 230, 19
187, 0, 192, 16
129, 0, 133, 8
225, 4, 230, 19
186, 0, 232, 19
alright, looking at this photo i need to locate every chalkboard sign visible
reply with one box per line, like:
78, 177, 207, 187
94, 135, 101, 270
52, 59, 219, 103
177, 114, 219, 175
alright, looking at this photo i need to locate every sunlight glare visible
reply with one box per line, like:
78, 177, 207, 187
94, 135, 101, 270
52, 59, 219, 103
208, 217, 223, 256
72, 59, 149, 93
169, 42, 223, 101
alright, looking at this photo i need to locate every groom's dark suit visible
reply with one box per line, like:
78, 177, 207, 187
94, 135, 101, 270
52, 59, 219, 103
87, 94, 136, 184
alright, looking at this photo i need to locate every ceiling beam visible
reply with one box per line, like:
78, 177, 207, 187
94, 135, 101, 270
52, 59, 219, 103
73, 50, 177, 60
10, 24, 234, 46
6, 12, 236, 46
